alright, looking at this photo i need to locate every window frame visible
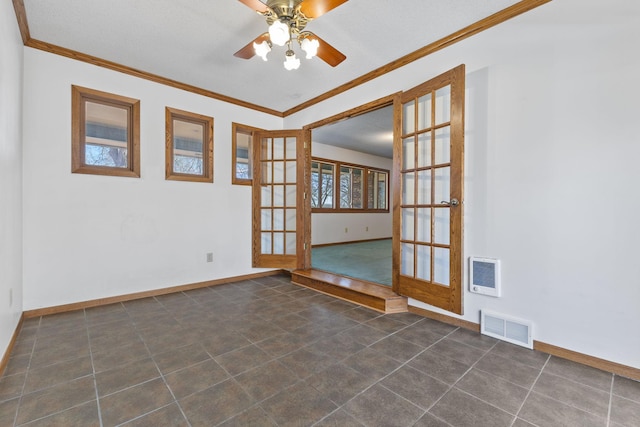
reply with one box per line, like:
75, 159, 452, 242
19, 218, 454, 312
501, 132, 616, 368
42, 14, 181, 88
165, 107, 214, 183
71, 85, 140, 177
311, 156, 389, 213
232, 122, 263, 185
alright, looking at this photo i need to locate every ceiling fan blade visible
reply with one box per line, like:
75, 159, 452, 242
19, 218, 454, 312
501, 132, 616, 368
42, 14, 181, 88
311, 33, 346, 67
298, 0, 348, 19
234, 33, 269, 59
237, 0, 270, 14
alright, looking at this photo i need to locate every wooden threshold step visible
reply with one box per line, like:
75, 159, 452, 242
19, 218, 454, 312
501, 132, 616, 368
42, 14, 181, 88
291, 269, 408, 314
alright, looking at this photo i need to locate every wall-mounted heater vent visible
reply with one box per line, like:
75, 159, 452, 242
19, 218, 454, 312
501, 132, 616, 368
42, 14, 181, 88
469, 257, 501, 297
481, 310, 533, 349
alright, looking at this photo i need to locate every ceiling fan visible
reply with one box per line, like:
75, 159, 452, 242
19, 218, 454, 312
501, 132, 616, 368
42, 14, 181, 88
234, 0, 347, 70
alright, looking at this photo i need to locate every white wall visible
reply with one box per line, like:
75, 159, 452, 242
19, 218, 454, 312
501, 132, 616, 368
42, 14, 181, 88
22, 49, 283, 310
0, 1, 24, 357
16, 0, 640, 370
311, 142, 393, 245
286, 0, 640, 369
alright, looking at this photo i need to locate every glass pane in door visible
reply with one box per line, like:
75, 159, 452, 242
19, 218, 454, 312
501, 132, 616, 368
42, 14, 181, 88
435, 85, 451, 125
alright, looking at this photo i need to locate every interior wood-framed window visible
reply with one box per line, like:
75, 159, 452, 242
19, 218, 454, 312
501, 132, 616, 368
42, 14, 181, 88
232, 122, 263, 185
311, 157, 389, 213
71, 85, 140, 177
165, 107, 213, 183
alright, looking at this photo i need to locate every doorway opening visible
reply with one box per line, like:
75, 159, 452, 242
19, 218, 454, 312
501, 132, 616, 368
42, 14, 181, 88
306, 99, 395, 287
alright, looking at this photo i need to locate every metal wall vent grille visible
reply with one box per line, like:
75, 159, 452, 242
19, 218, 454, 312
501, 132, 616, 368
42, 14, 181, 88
481, 310, 533, 349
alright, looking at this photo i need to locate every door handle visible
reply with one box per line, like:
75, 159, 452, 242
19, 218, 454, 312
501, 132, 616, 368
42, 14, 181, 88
440, 198, 459, 207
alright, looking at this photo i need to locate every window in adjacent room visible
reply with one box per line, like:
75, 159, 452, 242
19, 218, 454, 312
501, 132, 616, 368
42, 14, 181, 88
311, 160, 335, 208
311, 157, 389, 213
232, 123, 262, 185
367, 169, 388, 210
166, 107, 214, 183
71, 85, 140, 177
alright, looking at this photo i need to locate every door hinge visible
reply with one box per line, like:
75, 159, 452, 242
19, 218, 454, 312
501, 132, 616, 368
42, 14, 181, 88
304, 191, 307, 200
304, 243, 307, 250
304, 141, 308, 149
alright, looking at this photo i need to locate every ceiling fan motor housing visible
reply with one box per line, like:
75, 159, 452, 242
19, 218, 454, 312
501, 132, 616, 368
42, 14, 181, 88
265, 0, 309, 33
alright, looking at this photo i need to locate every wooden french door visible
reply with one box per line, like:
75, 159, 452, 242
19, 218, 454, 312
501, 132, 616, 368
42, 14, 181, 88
393, 65, 465, 314
252, 130, 309, 269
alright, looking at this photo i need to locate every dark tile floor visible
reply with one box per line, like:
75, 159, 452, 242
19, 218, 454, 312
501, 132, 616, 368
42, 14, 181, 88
1, 274, 639, 426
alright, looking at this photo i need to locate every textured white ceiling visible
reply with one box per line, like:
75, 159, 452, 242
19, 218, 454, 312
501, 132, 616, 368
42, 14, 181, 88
23, 0, 521, 113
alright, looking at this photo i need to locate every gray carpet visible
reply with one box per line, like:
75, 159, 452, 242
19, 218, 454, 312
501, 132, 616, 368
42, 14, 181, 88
311, 239, 392, 286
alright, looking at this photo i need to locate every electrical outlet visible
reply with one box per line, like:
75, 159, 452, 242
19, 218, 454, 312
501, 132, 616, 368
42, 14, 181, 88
9, 289, 12, 307
206, 253, 213, 263
366, 226, 369, 232
344, 227, 348, 233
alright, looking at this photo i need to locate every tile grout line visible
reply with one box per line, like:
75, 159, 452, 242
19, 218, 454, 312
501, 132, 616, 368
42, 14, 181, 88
420, 336, 521, 424
336, 324, 464, 424
511, 353, 550, 426
85, 307, 104, 427
132, 302, 193, 426
11, 316, 40, 427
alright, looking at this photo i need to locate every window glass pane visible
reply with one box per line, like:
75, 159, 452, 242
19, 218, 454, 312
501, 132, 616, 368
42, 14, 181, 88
285, 209, 296, 231
416, 208, 431, 242
416, 244, 431, 281
273, 137, 285, 160
261, 186, 271, 207
377, 173, 387, 210
261, 209, 272, 230
321, 163, 334, 208
84, 101, 128, 168
401, 208, 414, 241
417, 170, 431, 205
403, 100, 415, 134
261, 232, 272, 254
264, 137, 272, 160
402, 137, 415, 170
273, 185, 284, 207
401, 243, 414, 277
434, 247, 450, 286
434, 167, 450, 205
435, 85, 451, 125
402, 172, 415, 206
340, 166, 362, 208
285, 185, 296, 207
311, 162, 320, 208
434, 126, 451, 165
417, 94, 432, 131
285, 137, 297, 159
172, 119, 204, 175
433, 207, 450, 245
273, 233, 284, 255
285, 161, 296, 184
273, 209, 285, 230
265, 161, 272, 183
340, 167, 351, 208
417, 131, 431, 168
367, 171, 387, 209
273, 161, 285, 183
235, 130, 252, 180
286, 232, 296, 255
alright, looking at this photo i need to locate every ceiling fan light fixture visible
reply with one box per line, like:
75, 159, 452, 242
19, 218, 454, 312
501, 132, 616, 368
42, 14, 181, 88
284, 50, 300, 70
268, 19, 290, 46
300, 37, 319, 59
253, 40, 271, 61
